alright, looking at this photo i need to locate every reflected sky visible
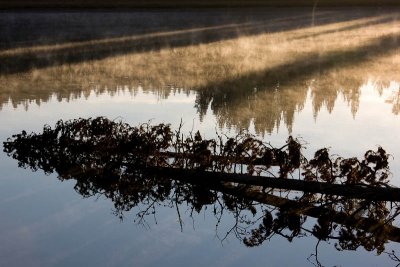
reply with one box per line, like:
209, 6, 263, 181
2, 116, 399, 265
1, 7, 400, 267
1, 81, 400, 266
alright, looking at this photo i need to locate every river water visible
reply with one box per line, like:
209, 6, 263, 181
1, 7, 400, 266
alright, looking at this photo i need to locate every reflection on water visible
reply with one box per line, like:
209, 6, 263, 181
1, 7, 400, 267
384, 82, 400, 115
3, 117, 400, 266
2, 80, 398, 135
1, 8, 399, 134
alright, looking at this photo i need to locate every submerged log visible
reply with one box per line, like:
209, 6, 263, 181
147, 167, 400, 201
203, 182, 400, 244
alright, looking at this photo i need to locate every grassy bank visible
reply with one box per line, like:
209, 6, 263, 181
1, 0, 400, 9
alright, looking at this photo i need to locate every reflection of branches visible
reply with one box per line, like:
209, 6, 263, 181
135, 199, 158, 229
385, 250, 400, 267
217, 194, 260, 243
175, 193, 184, 232
3, 117, 400, 262
307, 240, 323, 267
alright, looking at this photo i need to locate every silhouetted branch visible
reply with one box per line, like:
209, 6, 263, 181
3, 117, 400, 256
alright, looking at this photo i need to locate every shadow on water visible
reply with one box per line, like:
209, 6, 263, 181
3, 117, 400, 266
0, 8, 397, 74
289, 15, 397, 41
0, 30, 399, 134
0, 8, 390, 49
0, 8, 399, 136
195, 32, 400, 133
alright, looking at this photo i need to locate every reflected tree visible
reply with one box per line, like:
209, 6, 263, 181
3, 117, 400, 265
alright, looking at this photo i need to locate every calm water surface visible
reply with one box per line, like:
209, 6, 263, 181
1, 7, 400, 266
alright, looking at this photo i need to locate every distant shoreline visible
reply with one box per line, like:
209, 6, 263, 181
1, 0, 400, 9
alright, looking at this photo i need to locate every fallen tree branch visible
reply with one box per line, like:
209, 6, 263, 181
173, 175, 400, 244
146, 167, 400, 201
